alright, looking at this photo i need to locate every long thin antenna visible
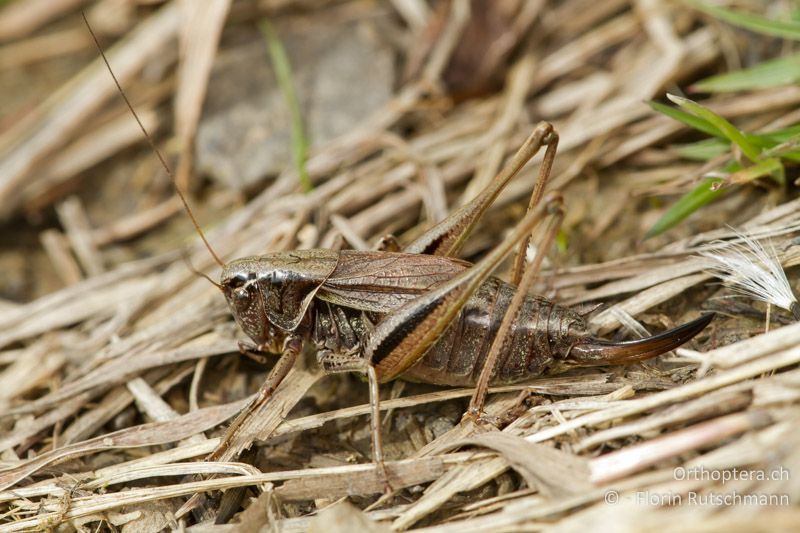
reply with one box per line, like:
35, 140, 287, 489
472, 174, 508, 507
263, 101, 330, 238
181, 250, 222, 290
82, 12, 225, 269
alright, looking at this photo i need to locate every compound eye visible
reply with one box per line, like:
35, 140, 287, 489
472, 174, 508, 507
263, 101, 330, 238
228, 272, 249, 289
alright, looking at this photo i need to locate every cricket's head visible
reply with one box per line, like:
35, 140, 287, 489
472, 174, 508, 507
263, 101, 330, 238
220, 250, 339, 350
221, 260, 273, 350
87, 12, 342, 353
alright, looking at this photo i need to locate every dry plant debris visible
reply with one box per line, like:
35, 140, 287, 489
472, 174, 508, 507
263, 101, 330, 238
1, 0, 800, 531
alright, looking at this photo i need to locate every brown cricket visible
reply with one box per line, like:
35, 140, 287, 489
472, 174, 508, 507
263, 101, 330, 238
214, 124, 712, 477
86, 16, 712, 491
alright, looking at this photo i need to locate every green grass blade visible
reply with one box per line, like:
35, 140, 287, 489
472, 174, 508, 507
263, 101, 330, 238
752, 124, 800, 145
675, 138, 730, 160
556, 229, 568, 254
729, 157, 785, 186
760, 133, 800, 162
667, 94, 761, 162
648, 101, 723, 137
683, 0, 800, 40
260, 19, 313, 193
644, 177, 726, 240
674, 126, 800, 161
692, 53, 800, 92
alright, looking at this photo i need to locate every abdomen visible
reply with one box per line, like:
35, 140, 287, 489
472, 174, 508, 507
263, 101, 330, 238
401, 277, 585, 386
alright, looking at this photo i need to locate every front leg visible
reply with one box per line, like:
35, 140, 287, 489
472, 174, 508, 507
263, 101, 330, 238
237, 340, 272, 365
208, 335, 304, 462
178, 335, 307, 519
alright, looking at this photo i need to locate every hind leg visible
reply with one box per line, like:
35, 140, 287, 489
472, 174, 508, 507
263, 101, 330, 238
404, 122, 558, 258
467, 192, 565, 419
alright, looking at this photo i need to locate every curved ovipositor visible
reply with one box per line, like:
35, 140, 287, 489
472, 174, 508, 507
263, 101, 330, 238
567, 313, 715, 366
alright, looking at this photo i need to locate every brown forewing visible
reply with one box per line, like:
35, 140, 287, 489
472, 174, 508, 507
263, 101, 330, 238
316, 250, 471, 313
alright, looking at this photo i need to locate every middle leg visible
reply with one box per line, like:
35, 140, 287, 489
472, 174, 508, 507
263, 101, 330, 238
316, 350, 391, 490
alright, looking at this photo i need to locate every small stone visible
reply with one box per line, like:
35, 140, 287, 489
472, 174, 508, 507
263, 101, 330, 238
196, 18, 394, 189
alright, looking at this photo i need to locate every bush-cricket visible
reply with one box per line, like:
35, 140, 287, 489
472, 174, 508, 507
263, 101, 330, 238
85, 13, 713, 505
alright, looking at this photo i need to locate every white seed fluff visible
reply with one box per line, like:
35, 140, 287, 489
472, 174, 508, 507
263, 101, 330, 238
699, 229, 798, 316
